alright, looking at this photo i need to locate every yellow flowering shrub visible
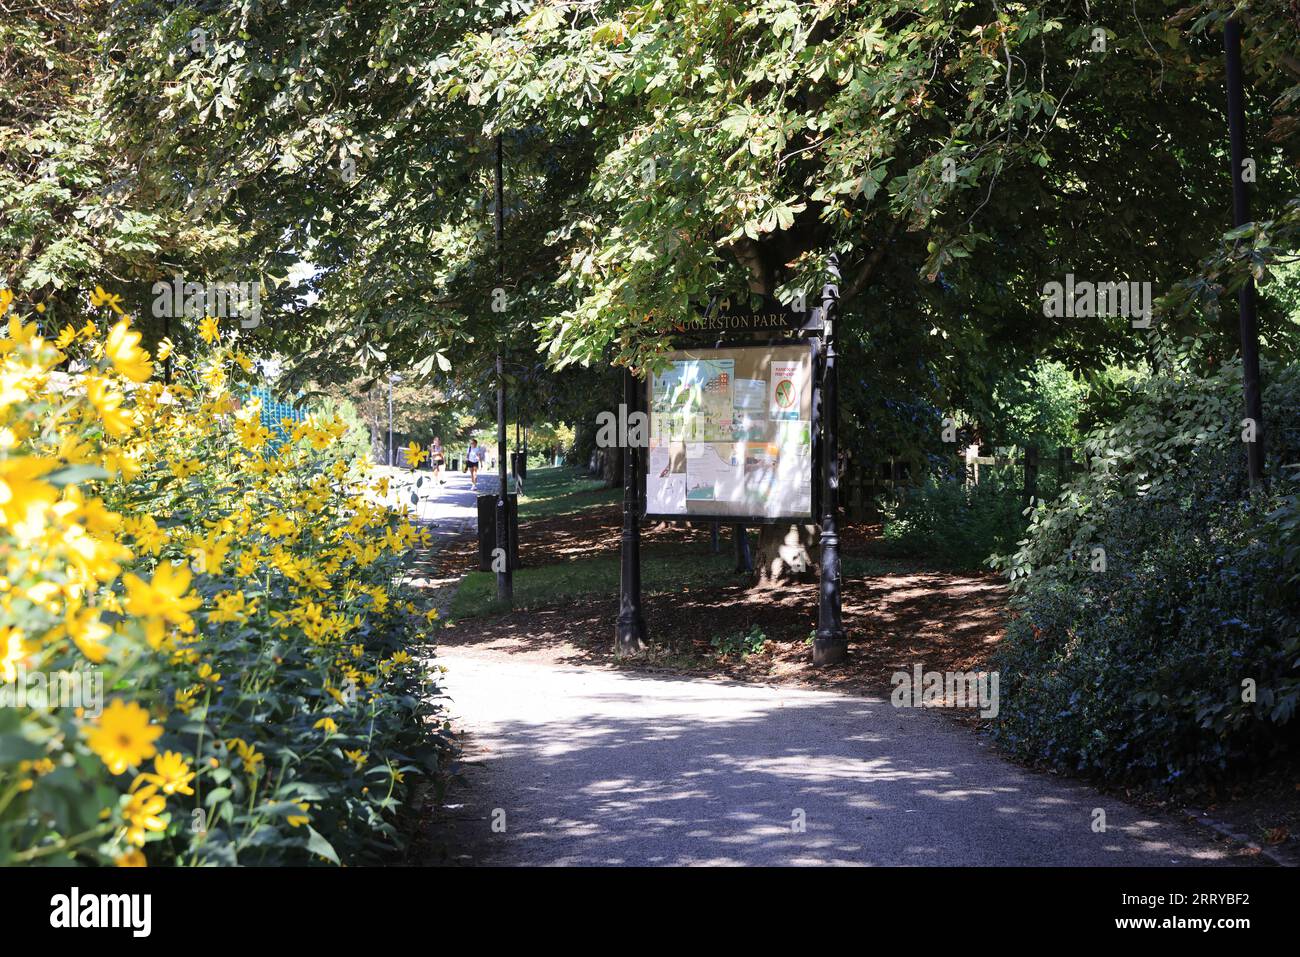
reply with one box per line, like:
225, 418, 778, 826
0, 287, 449, 865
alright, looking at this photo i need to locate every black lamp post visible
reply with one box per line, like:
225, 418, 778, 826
813, 259, 846, 665
1224, 19, 1266, 488
494, 132, 513, 602
615, 366, 648, 655
387, 373, 400, 467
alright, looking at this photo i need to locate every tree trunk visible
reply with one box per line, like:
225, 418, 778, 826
600, 447, 623, 488
754, 522, 820, 586
729, 237, 822, 586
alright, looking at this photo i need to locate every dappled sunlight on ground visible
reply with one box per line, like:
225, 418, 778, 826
429, 654, 1247, 866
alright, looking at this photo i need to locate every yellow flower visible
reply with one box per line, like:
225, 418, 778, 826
65, 606, 112, 663
235, 551, 259, 577
405, 442, 429, 469
168, 457, 202, 480
286, 802, 311, 828
313, 717, 338, 735
89, 285, 126, 315
123, 514, 166, 556
188, 531, 231, 575
173, 686, 199, 715
197, 662, 221, 684
209, 590, 249, 623
344, 749, 366, 771
263, 512, 294, 537
227, 737, 264, 776
84, 376, 134, 438
0, 456, 59, 538
86, 699, 163, 775
20, 757, 56, 777
199, 316, 220, 344
104, 318, 153, 383
123, 562, 203, 647
1, 626, 30, 683
115, 849, 148, 867
102, 446, 144, 481
134, 751, 196, 797
121, 784, 168, 847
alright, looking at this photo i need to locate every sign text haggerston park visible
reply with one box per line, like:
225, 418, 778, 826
675, 298, 825, 334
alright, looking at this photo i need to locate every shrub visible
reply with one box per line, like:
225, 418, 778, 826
0, 288, 450, 865
710, 626, 768, 658
880, 465, 1030, 569
989, 340, 1300, 789
316, 395, 373, 463
990, 359, 1087, 450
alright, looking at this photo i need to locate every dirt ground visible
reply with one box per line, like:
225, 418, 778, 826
434, 503, 1006, 696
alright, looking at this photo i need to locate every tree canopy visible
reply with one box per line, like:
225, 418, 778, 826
3, 0, 1298, 459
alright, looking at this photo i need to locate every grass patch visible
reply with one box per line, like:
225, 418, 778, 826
447, 544, 937, 622
448, 541, 735, 620
517, 464, 621, 519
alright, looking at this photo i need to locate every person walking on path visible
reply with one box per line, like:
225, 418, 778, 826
431, 437, 446, 485
467, 438, 485, 490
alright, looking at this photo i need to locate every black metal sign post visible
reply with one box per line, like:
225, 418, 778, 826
1224, 19, 1266, 487
733, 523, 753, 573
812, 261, 846, 665
615, 365, 648, 655
494, 132, 513, 603
616, 276, 847, 665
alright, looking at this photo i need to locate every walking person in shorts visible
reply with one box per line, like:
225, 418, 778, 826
431, 437, 446, 485
467, 438, 484, 490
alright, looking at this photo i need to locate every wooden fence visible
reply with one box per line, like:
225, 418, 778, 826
841, 445, 1086, 520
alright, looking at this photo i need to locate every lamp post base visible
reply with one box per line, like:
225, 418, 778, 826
812, 636, 847, 666
615, 617, 648, 658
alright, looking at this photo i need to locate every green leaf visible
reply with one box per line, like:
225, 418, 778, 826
45, 465, 110, 488
719, 113, 750, 137
306, 826, 340, 865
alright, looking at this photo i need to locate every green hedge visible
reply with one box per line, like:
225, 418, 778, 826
990, 343, 1300, 789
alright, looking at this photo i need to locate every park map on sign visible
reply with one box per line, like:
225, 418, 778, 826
646, 345, 814, 520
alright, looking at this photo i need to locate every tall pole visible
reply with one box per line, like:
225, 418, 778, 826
495, 132, 513, 602
733, 524, 752, 573
615, 366, 647, 655
1225, 19, 1266, 487
387, 379, 394, 467
814, 257, 846, 666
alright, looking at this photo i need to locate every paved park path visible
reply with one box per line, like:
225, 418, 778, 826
412, 470, 1247, 866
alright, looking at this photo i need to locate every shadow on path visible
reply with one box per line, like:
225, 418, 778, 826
434, 653, 1248, 867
